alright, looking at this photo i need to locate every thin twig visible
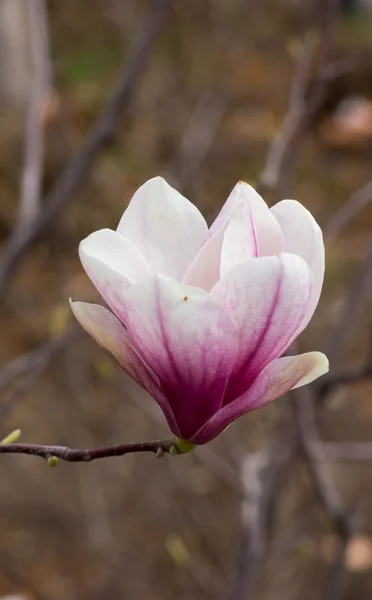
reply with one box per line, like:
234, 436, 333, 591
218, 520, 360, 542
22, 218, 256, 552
314, 442, 372, 462
162, 86, 230, 192
324, 238, 372, 367
294, 387, 354, 600
0, 330, 78, 393
256, 36, 314, 195
228, 430, 298, 600
316, 362, 372, 397
325, 178, 372, 243
0, 438, 175, 462
0, 0, 171, 292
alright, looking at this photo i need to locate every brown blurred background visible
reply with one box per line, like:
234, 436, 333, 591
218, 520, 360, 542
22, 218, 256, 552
1, 1, 372, 599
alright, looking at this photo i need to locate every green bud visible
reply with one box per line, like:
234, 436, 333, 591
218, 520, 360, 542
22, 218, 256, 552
1, 429, 21, 445
172, 438, 196, 454
47, 455, 59, 467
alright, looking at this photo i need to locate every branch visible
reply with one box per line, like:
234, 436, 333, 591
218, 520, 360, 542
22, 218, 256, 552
316, 362, 372, 397
17, 0, 52, 232
315, 442, 372, 462
0, 0, 171, 292
293, 387, 354, 600
0, 438, 175, 462
228, 429, 298, 600
325, 178, 372, 243
324, 238, 372, 367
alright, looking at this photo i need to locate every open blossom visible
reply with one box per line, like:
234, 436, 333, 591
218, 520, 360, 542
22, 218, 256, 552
71, 177, 328, 445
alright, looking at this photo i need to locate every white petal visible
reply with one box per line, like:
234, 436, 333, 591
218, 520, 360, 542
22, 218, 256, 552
123, 276, 238, 440
212, 254, 312, 402
79, 229, 152, 323
117, 177, 208, 280
271, 199, 325, 331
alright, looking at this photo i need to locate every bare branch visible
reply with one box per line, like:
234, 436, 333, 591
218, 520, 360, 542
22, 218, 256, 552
0, 330, 77, 394
17, 0, 52, 231
0, 0, 171, 292
228, 430, 298, 600
314, 442, 372, 462
324, 238, 372, 367
316, 362, 372, 397
162, 86, 230, 191
325, 178, 372, 243
293, 387, 354, 600
0, 438, 175, 462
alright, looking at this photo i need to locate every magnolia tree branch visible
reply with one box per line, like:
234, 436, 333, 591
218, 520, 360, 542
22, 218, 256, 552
0, 439, 175, 463
17, 0, 52, 233
0, 0, 171, 292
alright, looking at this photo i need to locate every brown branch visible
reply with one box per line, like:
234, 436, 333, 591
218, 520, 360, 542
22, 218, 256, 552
324, 238, 372, 367
293, 387, 355, 600
314, 442, 372, 462
0, 329, 78, 393
0, 438, 175, 462
0, 0, 171, 292
316, 362, 372, 397
162, 85, 230, 192
256, 35, 314, 196
325, 178, 372, 243
228, 430, 298, 600
17, 0, 52, 232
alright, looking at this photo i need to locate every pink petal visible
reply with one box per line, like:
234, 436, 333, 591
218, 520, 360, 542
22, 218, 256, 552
271, 199, 325, 332
117, 177, 208, 280
220, 182, 284, 275
70, 300, 180, 436
191, 352, 329, 444
182, 229, 225, 291
183, 181, 284, 290
123, 276, 238, 441
212, 254, 312, 402
79, 229, 152, 324
220, 190, 258, 277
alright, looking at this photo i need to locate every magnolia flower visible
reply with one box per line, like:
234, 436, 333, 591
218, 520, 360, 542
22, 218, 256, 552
71, 177, 328, 445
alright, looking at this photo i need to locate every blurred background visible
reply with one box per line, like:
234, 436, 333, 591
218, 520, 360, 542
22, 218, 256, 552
1, 0, 372, 599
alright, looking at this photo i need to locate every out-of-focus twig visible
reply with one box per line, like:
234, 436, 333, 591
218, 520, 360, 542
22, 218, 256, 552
162, 86, 230, 192
294, 387, 355, 600
324, 238, 372, 366
0, 0, 171, 293
316, 362, 372, 397
257, 0, 341, 197
315, 442, 372, 462
229, 2, 343, 598
256, 36, 314, 196
229, 431, 298, 600
17, 0, 52, 232
325, 178, 372, 243
0, 330, 78, 394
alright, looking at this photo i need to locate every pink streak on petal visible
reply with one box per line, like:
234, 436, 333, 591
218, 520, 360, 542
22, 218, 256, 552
190, 352, 328, 444
224, 181, 283, 257
220, 191, 258, 277
212, 254, 312, 402
124, 276, 238, 440
69, 300, 180, 436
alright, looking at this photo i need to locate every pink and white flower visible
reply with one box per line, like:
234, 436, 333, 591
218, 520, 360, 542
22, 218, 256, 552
71, 177, 328, 444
